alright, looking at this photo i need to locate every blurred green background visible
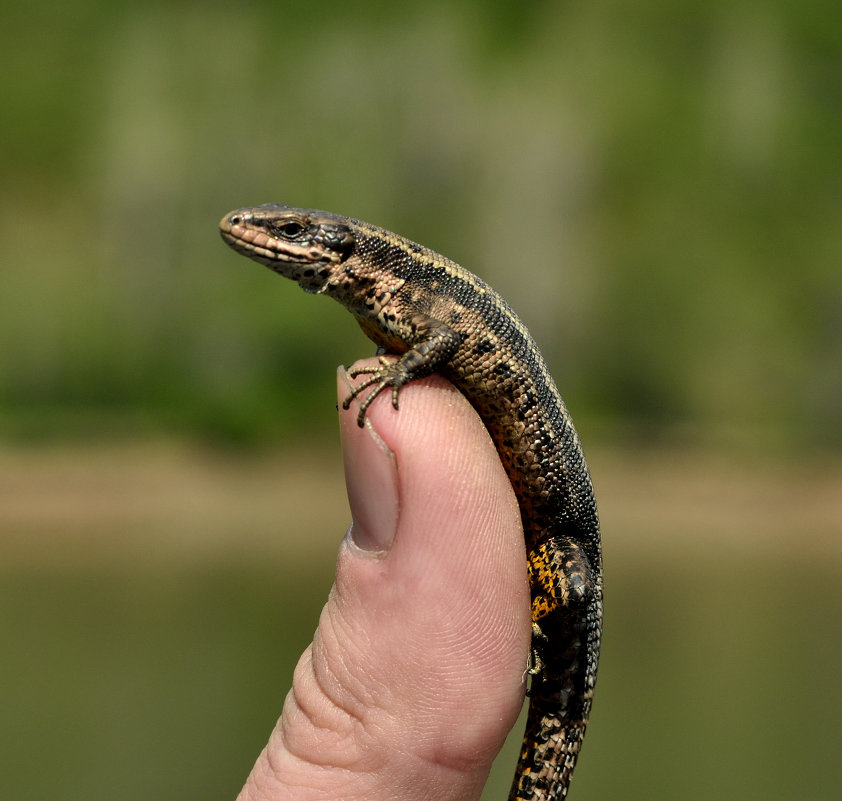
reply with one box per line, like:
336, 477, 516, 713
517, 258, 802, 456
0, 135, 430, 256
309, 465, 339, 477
1, 1, 840, 800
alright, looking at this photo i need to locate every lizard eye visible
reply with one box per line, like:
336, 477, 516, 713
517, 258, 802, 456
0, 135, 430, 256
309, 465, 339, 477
277, 221, 305, 239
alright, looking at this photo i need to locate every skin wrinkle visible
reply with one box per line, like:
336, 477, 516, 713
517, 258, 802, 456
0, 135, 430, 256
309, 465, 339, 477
281, 582, 410, 776
282, 660, 486, 798
284, 649, 365, 769
303, 605, 405, 770
270, 640, 400, 801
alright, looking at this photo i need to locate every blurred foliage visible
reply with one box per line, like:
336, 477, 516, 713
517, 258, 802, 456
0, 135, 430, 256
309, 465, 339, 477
1, 532, 840, 801
1, 0, 840, 450
0, 564, 333, 801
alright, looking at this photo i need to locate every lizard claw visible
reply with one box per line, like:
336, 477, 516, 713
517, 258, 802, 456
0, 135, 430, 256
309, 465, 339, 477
344, 359, 407, 426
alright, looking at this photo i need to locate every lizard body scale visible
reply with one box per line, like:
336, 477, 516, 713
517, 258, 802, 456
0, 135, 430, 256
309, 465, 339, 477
219, 203, 603, 800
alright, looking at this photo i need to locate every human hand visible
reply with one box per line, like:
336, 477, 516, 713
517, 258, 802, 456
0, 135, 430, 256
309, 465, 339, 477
237, 358, 531, 801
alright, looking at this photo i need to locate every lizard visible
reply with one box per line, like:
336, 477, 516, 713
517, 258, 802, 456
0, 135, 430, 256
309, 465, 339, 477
219, 203, 603, 801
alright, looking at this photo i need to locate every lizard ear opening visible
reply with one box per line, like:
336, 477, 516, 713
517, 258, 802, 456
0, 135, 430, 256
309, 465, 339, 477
322, 224, 356, 261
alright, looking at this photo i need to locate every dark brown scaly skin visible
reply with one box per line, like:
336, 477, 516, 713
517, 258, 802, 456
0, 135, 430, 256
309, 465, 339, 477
219, 203, 603, 801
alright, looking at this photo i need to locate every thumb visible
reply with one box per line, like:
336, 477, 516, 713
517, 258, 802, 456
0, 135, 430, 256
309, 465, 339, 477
238, 360, 530, 801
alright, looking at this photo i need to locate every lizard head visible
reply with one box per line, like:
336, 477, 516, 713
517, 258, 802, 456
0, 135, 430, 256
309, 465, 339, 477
220, 204, 355, 293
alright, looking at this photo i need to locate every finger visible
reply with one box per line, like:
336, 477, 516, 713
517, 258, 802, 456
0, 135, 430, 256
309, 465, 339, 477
238, 360, 530, 801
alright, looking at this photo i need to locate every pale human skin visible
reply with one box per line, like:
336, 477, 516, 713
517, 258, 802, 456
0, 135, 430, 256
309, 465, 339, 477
236, 359, 531, 801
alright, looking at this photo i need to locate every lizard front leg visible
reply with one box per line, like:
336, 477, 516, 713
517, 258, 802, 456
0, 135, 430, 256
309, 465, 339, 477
343, 313, 463, 426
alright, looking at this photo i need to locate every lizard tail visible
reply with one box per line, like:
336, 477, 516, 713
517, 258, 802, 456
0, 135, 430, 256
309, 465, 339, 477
509, 539, 602, 800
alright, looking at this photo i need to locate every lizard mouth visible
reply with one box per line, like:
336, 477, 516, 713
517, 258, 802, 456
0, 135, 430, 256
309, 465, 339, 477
219, 212, 344, 268
219, 216, 325, 266
219, 225, 274, 265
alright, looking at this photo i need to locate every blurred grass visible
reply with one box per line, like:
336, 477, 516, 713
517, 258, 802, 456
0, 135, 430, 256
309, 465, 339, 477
0, 442, 839, 801
0, 566, 327, 801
